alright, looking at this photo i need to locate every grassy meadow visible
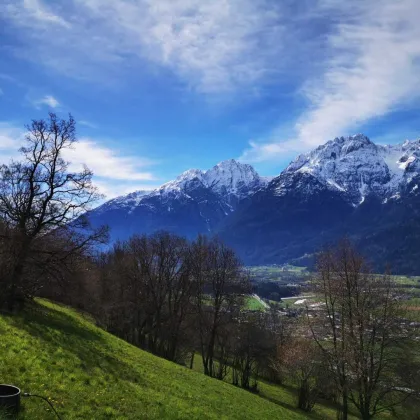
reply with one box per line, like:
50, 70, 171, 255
247, 265, 311, 284
0, 299, 312, 420
0, 268, 418, 419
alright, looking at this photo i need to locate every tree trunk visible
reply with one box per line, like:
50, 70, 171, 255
337, 388, 348, 420
6, 240, 30, 311
205, 326, 217, 377
189, 352, 195, 370
298, 379, 310, 411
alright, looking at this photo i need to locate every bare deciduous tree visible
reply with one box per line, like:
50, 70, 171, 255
281, 334, 322, 412
309, 239, 413, 420
231, 311, 274, 391
190, 236, 250, 378
0, 113, 107, 310
97, 232, 196, 362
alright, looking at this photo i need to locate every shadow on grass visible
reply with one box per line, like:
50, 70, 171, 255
5, 301, 147, 388
260, 392, 339, 420
258, 381, 342, 420
259, 394, 300, 414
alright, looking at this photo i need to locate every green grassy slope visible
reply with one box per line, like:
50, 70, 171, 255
191, 354, 361, 420
244, 295, 267, 311
0, 300, 308, 420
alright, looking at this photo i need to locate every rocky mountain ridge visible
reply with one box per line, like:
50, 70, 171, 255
279, 134, 420, 205
87, 134, 420, 273
88, 159, 269, 242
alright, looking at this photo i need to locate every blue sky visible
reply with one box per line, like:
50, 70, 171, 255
1, 0, 420, 199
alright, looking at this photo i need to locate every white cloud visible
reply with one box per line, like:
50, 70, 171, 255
241, 0, 420, 162
0, 123, 25, 161
5, 0, 420, 165
0, 73, 26, 89
0, 123, 159, 199
0, 73, 16, 83
90, 0, 283, 93
11, 0, 70, 28
78, 120, 97, 129
3, 0, 285, 93
65, 139, 156, 182
93, 180, 157, 200
240, 139, 296, 163
33, 95, 60, 109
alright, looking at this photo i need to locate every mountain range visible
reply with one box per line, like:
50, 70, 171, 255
89, 159, 269, 241
87, 134, 420, 274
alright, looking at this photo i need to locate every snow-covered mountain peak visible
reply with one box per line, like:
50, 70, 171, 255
214, 158, 238, 168
207, 159, 256, 176
380, 139, 420, 185
286, 134, 379, 176
95, 159, 268, 217
203, 159, 264, 196
176, 168, 204, 182
157, 160, 265, 197
281, 135, 420, 205
95, 189, 151, 213
157, 168, 205, 194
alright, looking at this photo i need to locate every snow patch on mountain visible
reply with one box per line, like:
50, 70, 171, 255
204, 159, 267, 198
281, 134, 420, 205
95, 190, 151, 214
94, 135, 420, 221
99, 159, 268, 215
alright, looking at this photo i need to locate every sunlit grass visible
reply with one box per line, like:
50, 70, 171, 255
245, 295, 267, 311
0, 299, 306, 419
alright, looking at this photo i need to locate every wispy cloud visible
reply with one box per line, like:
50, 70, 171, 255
65, 139, 156, 182
0, 73, 17, 83
94, 180, 157, 200
83, 0, 285, 93
2, 0, 285, 94
0, 122, 159, 198
0, 73, 26, 89
78, 120, 97, 129
7, 0, 70, 28
4, 0, 420, 165
66, 140, 159, 198
0, 123, 26, 161
241, 0, 420, 162
32, 95, 60, 109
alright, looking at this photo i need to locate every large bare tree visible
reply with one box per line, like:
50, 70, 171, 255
0, 113, 107, 310
96, 232, 196, 362
309, 239, 413, 420
190, 236, 250, 378
280, 335, 323, 412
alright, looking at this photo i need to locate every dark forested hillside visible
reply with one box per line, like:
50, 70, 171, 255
220, 172, 420, 274
88, 135, 420, 274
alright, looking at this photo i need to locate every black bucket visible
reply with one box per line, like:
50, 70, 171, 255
0, 385, 21, 417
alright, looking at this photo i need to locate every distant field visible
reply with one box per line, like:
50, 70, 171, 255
248, 266, 420, 317
245, 295, 267, 311
393, 275, 420, 286
405, 297, 420, 322
247, 265, 311, 284
249, 266, 420, 284
391, 275, 420, 321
